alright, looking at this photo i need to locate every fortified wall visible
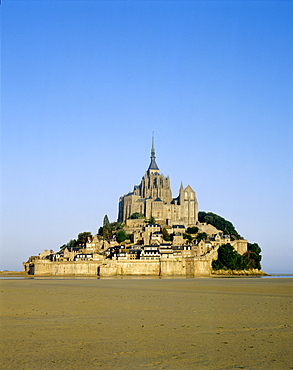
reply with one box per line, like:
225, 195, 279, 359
29, 255, 213, 277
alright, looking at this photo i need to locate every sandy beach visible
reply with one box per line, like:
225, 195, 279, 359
1, 277, 292, 369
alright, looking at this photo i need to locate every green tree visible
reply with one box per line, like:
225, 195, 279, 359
103, 228, 110, 239
198, 211, 207, 223
162, 228, 171, 241
103, 215, 110, 228
198, 211, 242, 240
212, 259, 225, 270
77, 232, 92, 247
217, 243, 241, 270
60, 239, 78, 251
68, 239, 78, 248
149, 216, 156, 224
196, 232, 208, 242
116, 229, 127, 243
183, 233, 193, 244
213, 243, 262, 271
244, 243, 262, 269
128, 212, 145, 219
186, 226, 199, 234
102, 215, 111, 238
98, 219, 124, 239
248, 243, 261, 255
110, 222, 123, 231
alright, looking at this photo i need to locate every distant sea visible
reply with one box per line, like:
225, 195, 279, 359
262, 273, 293, 278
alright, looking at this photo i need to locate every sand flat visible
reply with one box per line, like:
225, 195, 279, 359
0, 277, 292, 369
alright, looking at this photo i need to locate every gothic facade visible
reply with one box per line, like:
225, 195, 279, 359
118, 138, 198, 226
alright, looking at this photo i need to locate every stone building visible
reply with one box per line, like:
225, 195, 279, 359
118, 137, 198, 226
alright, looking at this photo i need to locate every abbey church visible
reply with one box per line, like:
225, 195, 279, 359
118, 137, 198, 226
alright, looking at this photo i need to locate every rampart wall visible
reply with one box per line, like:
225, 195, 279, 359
32, 257, 212, 277
33, 260, 102, 276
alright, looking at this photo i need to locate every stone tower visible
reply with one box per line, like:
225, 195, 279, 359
118, 136, 198, 226
134, 135, 172, 203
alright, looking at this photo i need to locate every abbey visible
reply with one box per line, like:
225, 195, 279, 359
23, 136, 259, 277
118, 137, 198, 226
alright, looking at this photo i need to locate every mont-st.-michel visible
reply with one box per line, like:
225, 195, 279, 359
23, 137, 262, 277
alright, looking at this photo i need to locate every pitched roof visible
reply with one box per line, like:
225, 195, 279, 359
148, 158, 160, 171
148, 134, 160, 171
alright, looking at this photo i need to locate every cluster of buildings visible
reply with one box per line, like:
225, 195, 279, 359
23, 137, 247, 277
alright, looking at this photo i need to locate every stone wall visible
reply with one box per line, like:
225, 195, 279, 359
160, 260, 186, 276
99, 263, 118, 276
194, 258, 211, 276
117, 260, 161, 276
34, 260, 102, 276
197, 223, 219, 234
230, 239, 248, 255
32, 257, 212, 277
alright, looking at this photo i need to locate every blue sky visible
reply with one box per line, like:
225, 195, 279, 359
1, 0, 292, 273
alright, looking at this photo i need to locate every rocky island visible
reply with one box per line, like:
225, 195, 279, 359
23, 137, 263, 277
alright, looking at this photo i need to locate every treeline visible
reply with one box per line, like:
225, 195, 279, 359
183, 227, 208, 244
212, 243, 262, 271
59, 215, 130, 250
98, 215, 130, 243
60, 231, 92, 250
198, 211, 242, 240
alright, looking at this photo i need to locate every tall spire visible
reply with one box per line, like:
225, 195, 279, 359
148, 132, 160, 173
151, 131, 156, 160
